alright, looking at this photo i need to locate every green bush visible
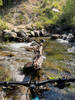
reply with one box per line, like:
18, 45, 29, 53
35, 0, 75, 27
58, 0, 75, 25
35, 21, 44, 29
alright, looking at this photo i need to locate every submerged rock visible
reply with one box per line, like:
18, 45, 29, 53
62, 34, 67, 40
51, 34, 60, 40
68, 47, 75, 54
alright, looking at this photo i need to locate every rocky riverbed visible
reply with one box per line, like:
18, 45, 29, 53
0, 37, 75, 100
0, 41, 35, 100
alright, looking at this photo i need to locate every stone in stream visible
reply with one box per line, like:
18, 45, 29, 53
40, 29, 46, 36
67, 33, 73, 40
17, 30, 27, 38
34, 30, 40, 37
62, 34, 67, 40
3, 29, 17, 41
12, 28, 19, 33
30, 31, 35, 37
51, 34, 60, 40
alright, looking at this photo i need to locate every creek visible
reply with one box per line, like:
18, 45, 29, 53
0, 38, 75, 100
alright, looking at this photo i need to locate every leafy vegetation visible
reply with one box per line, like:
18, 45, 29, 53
0, 0, 3, 6
58, 0, 75, 24
34, 0, 75, 28
0, 0, 74, 30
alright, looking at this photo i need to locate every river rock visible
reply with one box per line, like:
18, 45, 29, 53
51, 34, 60, 39
17, 30, 27, 38
26, 25, 33, 30
30, 31, 35, 37
26, 32, 31, 37
62, 34, 67, 40
34, 30, 40, 37
68, 37, 75, 43
12, 28, 19, 33
40, 29, 46, 36
3, 29, 17, 40
67, 33, 73, 40
68, 47, 75, 53
67, 33, 74, 43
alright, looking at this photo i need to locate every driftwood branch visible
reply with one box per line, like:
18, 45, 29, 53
33, 43, 44, 69
23, 41, 45, 75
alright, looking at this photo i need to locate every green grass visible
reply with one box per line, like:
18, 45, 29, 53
0, 18, 8, 30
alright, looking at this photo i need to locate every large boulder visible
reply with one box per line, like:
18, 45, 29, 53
34, 30, 40, 37
17, 30, 27, 38
62, 34, 67, 40
30, 31, 35, 37
12, 28, 19, 33
40, 29, 46, 36
68, 37, 75, 43
51, 34, 60, 40
67, 33, 73, 41
3, 29, 17, 41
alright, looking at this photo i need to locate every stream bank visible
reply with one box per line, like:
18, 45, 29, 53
0, 41, 35, 100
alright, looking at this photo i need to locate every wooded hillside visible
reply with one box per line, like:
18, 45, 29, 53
0, 0, 75, 30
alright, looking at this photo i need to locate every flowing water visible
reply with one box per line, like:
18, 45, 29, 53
0, 42, 35, 100
42, 38, 75, 100
0, 38, 75, 100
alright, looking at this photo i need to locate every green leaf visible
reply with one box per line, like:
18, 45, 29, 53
0, 0, 3, 6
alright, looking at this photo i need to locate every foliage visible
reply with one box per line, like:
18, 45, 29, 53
35, 21, 44, 29
34, 0, 64, 27
34, 0, 75, 27
0, 0, 3, 6
58, 0, 75, 25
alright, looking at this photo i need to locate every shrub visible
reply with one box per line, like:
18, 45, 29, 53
35, 21, 44, 29
59, 0, 75, 25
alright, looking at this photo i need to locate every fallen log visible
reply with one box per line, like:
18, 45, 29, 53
22, 41, 46, 80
